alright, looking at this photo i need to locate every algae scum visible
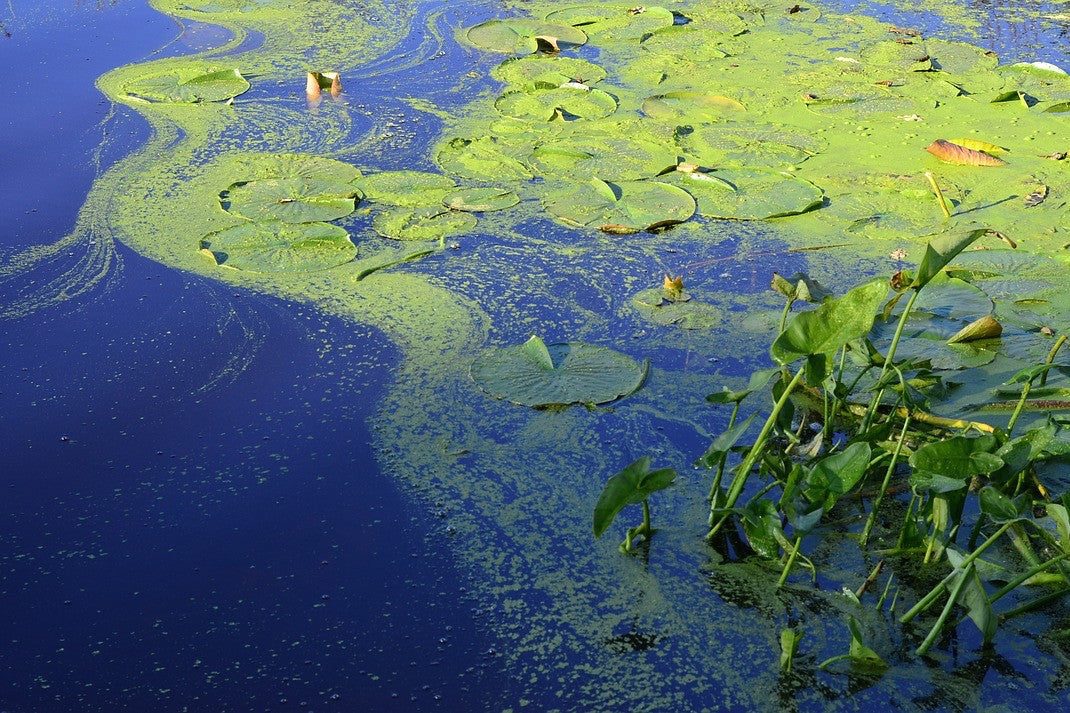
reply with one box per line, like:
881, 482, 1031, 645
7, 0, 1070, 708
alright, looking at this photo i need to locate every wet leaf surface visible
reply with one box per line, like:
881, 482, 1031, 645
199, 220, 356, 273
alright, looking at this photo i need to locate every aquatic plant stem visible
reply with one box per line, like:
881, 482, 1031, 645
622, 500, 653, 553
1039, 335, 1067, 388
900, 521, 1013, 624
915, 563, 973, 655
778, 537, 802, 588
860, 414, 911, 546
862, 289, 922, 432
707, 401, 741, 507
989, 552, 1070, 605
924, 171, 952, 219
1007, 334, 1068, 435
707, 367, 806, 540
1000, 587, 1070, 621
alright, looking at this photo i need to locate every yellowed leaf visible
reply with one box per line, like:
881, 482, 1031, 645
925, 139, 1007, 166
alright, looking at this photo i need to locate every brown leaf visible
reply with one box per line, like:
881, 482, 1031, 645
888, 25, 921, 36
787, 4, 801, 13
599, 224, 636, 235
676, 162, 700, 174
1024, 185, 1049, 207
535, 35, 560, 52
895, 38, 915, 45
874, 80, 894, 87
1038, 151, 1067, 161
925, 139, 1007, 166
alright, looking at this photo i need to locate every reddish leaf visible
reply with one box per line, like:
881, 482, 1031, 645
925, 139, 1007, 166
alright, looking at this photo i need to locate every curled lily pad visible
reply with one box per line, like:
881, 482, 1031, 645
357, 171, 457, 206
466, 19, 588, 54
533, 134, 678, 181
435, 136, 534, 181
123, 67, 250, 103
495, 86, 617, 122
200, 220, 355, 273
490, 56, 607, 89
221, 178, 361, 222
643, 92, 746, 122
545, 5, 674, 42
372, 205, 477, 241
543, 178, 696, 232
442, 187, 520, 212
632, 289, 722, 329
470, 335, 647, 407
666, 168, 823, 220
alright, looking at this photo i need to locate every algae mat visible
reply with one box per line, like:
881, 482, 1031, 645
5, 0, 1070, 708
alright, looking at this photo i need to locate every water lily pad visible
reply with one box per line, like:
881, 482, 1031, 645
632, 289, 722, 329
233, 153, 363, 183
533, 134, 678, 181
199, 220, 355, 273
470, 335, 647, 407
676, 125, 819, 168
495, 86, 617, 122
643, 92, 746, 122
545, 5, 674, 42
357, 171, 456, 206
123, 67, 250, 103
435, 136, 534, 181
490, 56, 607, 89
666, 168, 823, 220
466, 19, 588, 54
861, 40, 933, 73
221, 177, 361, 222
543, 178, 696, 232
442, 188, 520, 212
372, 205, 477, 241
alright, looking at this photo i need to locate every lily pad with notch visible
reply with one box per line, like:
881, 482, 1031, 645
122, 66, 250, 104
466, 19, 588, 54
221, 177, 361, 222
664, 168, 823, 220
495, 85, 617, 122
490, 55, 607, 89
533, 133, 679, 181
357, 171, 457, 207
372, 205, 477, 241
435, 136, 534, 181
470, 335, 648, 407
544, 5, 675, 42
543, 178, 696, 233
199, 220, 356, 273
442, 187, 520, 212
676, 124, 820, 168
631, 288, 722, 329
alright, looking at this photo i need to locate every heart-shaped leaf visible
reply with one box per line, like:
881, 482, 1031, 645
221, 177, 361, 222
593, 456, 676, 538
200, 220, 356, 273
543, 178, 695, 232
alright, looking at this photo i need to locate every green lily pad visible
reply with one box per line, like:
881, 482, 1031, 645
533, 134, 678, 181
495, 86, 617, 122
435, 136, 534, 181
927, 39, 1000, 75
199, 220, 355, 273
676, 125, 820, 168
666, 168, 823, 220
861, 40, 933, 73
470, 335, 647, 407
442, 188, 520, 212
372, 205, 477, 241
221, 177, 361, 222
357, 171, 457, 206
545, 5, 674, 42
643, 92, 746, 123
632, 289, 722, 329
490, 56, 607, 89
466, 19, 588, 54
123, 67, 250, 103
230, 153, 363, 183
543, 178, 696, 232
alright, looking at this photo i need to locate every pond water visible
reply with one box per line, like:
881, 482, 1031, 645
2, 0, 1069, 711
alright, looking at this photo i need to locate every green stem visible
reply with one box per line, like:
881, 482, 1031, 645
1008, 334, 1068, 435
916, 563, 973, 656
1000, 587, 1070, 621
900, 521, 1014, 624
861, 415, 911, 547
707, 401, 741, 507
989, 552, 1070, 605
1039, 335, 1067, 388
778, 537, 802, 588
863, 289, 921, 432
707, 367, 806, 540
876, 572, 895, 610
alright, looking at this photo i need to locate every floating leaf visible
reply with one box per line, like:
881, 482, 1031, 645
435, 136, 534, 181
495, 85, 617, 121
771, 278, 888, 365
545, 5, 674, 42
533, 134, 678, 181
947, 138, 1006, 155
677, 125, 820, 168
357, 171, 457, 206
221, 177, 361, 222
490, 55, 607, 89
466, 19, 588, 54
471, 335, 648, 407
372, 205, 477, 241
543, 178, 695, 232
442, 187, 520, 212
666, 168, 823, 220
123, 67, 250, 103
642, 92, 746, 122
925, 139, 1007, 166
631, 289, 722, 329
593, 456, 675, 538
200, 220, 356, 273
1024, 185, 1048, 207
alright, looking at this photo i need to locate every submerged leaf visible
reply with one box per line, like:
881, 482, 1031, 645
471, 336, 648, 407
372, 205, 477, 241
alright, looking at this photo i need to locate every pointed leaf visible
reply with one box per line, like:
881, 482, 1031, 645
593, 457, 675, 537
